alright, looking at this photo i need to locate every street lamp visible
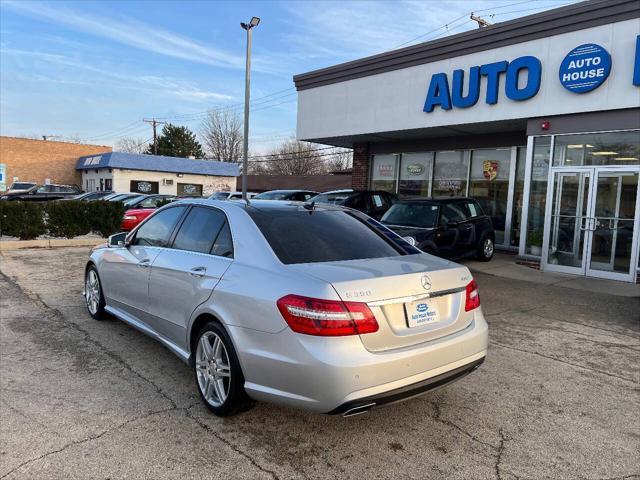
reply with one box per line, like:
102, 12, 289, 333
240, 16, 260, 201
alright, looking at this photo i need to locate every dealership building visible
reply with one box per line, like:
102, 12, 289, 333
294, 0, 640, 283
76, 152, 238, 197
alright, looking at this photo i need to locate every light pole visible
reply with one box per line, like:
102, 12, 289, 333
240, 16, 260, 201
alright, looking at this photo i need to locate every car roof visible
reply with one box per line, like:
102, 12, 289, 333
397, 196, 474, 204
172, 198, 350, 214
260, 189, 317, 194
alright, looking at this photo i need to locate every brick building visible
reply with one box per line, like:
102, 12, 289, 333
0, 136, 111, 191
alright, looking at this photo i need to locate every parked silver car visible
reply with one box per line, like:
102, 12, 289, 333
84, 199, 488, 416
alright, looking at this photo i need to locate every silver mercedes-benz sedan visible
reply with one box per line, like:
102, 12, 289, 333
84, 199, 488, 417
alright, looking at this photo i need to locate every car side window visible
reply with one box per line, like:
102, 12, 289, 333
172, 207, 226, 254
132, 206, 186, 247
348, 193, 366, 210
440, 203, 466, 224
210, 221, 233, 258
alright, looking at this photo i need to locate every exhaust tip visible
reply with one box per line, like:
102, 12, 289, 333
342, 403, 376, 418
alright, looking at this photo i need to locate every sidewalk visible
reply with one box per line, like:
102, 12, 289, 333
463, 253, 640, 298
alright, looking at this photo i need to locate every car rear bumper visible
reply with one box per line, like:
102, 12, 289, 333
328, 356, 485, 416
232, 309, 488, 413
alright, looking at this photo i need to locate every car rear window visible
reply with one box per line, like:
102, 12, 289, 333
311, 192, 353, 205
382, 203, 439, 228
248, 208, 406, 264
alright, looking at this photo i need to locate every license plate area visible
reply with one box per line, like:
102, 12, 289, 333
404, 298, 440, 328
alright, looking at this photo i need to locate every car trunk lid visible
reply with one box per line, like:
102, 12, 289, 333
288, 254, 475, 352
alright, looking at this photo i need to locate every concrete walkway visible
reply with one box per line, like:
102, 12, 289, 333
463, 253, 640, 298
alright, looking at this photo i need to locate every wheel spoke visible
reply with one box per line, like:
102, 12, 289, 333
216, 363, 230, 377
204, 376, 215, 401
212, 336, 222, 361
199, 336, 213, 360
213, 377, 226, 402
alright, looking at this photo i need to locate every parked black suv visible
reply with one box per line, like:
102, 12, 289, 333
0, 184, 82, 201
310, 189, 397, 220
381, 197, 495, 261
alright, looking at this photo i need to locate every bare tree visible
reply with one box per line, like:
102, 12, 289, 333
325, 148, 353, 172
200, 109, 243, 162
115, 137, 149, 154
258, 140, 328, 176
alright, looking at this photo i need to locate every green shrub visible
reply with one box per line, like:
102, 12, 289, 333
46, 201, 91, 238
0, 202, 47, 240
87, 201, 125, 237
0, 199, 126, 240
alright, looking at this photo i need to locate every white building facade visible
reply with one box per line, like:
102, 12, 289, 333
295, 0, 640, 283
76, 152, 238, 198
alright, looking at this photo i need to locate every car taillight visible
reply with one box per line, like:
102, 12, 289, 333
465, 279, 480, 312
123, 215, 137, 220
276, 294, 378, 336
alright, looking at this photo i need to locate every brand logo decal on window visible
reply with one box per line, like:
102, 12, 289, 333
406, 164, 425, 175
482, 160, 498, 181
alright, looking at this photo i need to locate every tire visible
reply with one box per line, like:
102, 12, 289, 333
84, 265, 107, 320
194, 322, 252, 417
477, 236, 495, 262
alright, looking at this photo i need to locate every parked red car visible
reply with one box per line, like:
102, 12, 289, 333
120, 194, 175, 231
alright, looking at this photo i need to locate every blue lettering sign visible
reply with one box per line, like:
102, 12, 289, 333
505, 56, 542, 101
423, 73, 452, 113
480, 61, 508, 104
559, 43, 611, 93
634, 35, 640, 87
451, 67, 480, 108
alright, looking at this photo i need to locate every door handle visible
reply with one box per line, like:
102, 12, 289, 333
189, 266, 207, 277
138, 258, 151, 267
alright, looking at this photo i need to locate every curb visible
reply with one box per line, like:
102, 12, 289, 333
0, 238, 105, 251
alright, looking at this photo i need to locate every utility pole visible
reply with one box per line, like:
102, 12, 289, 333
470, 13, 492, 28
240, 16, 260, 201
143, 118, 166, 155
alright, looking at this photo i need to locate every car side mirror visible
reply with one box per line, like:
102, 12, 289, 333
108, 232, 128, 248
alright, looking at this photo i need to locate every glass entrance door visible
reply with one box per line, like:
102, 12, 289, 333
544, 167, 640, 282
545, 170, 591, 274
586, 171, 639, 281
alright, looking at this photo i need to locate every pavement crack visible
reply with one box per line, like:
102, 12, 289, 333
0, 271, 178, 409
494, 428, 506, 480
427, 401, 499, 451
492, 341, 638, 384
184, 407, 280, 480
0, 407, 176, 479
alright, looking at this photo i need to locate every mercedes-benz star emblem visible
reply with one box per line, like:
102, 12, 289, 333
421, 274, 432, 291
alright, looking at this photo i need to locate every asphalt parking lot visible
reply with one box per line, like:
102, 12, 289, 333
1, 247, 638, 480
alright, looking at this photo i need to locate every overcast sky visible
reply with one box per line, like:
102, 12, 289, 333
1, 0, 578, 153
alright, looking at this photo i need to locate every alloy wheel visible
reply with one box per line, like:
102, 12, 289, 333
195, 331, 231, 407
484, 238, 494, 258
85, 269, 101, 315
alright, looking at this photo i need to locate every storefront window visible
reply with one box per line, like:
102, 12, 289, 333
510, 147, 527, 247
432, 151, 468, 197
370, 154, 398, 193
525, 137, 551, 256
399, 152, 432, 197
553, 130, 640, 166
469, 148, 511, 245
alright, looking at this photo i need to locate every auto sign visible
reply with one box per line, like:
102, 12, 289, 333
559, 43, 611, 94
